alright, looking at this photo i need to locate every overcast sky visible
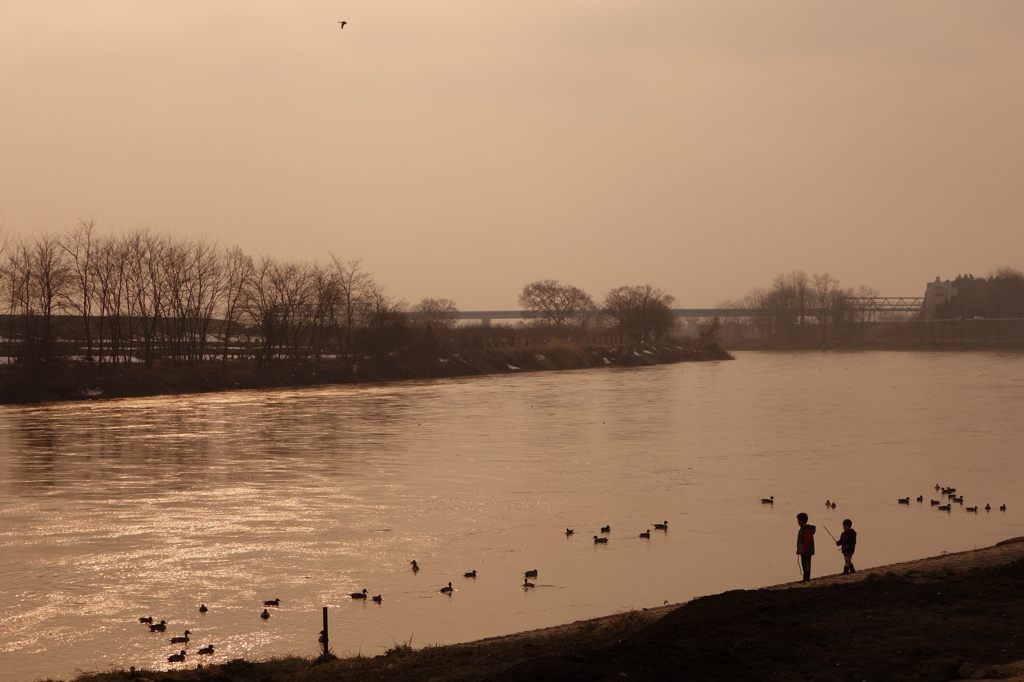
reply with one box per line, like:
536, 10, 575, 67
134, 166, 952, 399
2, 1, 1022, 310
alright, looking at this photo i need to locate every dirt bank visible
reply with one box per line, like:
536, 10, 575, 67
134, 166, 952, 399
1, 342, 731, 404
62, 538, 1024, 682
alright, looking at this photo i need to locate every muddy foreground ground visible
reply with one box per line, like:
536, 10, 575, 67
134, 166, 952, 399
65, 538, 1024, 682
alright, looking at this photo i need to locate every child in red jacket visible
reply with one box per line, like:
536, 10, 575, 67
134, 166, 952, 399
796, 512, 816, 582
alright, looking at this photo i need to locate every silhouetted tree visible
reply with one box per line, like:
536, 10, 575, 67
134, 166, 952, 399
602, 284, 675, 343
411, 298, 460, 331
59, 219, 99, 363
519, 280, 595, 329
330, 256, 373, 359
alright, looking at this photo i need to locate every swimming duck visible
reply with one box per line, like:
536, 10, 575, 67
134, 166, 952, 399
149, 620, 168, 632
930, 499, 940, 505
440, 582, 454, 593
524, 569, 538, 578
653, 521, 668, 530
170, 630, 191, 644
167, 650, 187, 663
966, 506, 978, 512
916, 496, 924, 502
371, 594, 383, 603
139, 616, 154, 624
198, 644, 215, 655
897, 497, 910, 504
464, 570, 477, 578
938, 504, 951, 511
523, 578, 535, 588
263, 598, 280, 607
639, 530, 651, 538
831, 502, 836, 509
1000, 504, 1007, 511
985, 504, 991, 511
825, 500, 830, 507
260, 609, 271, 620
761, 496, 774, 504
565, 528, 574, 535
593, 535, 609, 543
199, 604, 208, 613
411, 560, 420, 572
600, 525, 611, 533
350, 589, 368, 599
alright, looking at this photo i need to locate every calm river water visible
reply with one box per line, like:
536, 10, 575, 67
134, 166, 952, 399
1, 351, 1022, 681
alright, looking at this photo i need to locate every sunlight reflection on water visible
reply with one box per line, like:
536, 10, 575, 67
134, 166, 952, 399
0, 352, 1022, 680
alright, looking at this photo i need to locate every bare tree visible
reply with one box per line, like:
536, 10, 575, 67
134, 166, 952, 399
518, 280, 595, 328
216, 245, 253, 365
812, 273, 841, 344
330, 256, 373, 359
59, 219, 99, 362
411, 298, 460, 331
768, 271, 812, 343
601, 284, 676, 343
122, 228, 169, 368
7, 235, 73, 368
307, 263, 341, 364
696, 317, 721, 348
93, 234, 132, 364
360, 282, 408, 362
242, 257, 314, 365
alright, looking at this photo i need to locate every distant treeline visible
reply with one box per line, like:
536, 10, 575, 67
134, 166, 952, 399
714, 269, 1024, 349
0, 223, 700, 375
718, 271, 881, 345
933, 270, 1024, 320
1, 222, 429, 371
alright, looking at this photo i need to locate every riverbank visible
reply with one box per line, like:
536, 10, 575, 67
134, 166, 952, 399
0, 342, 731, 404
61, 538, 1024, 682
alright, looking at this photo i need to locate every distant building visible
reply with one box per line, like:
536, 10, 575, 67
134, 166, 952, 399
924, 277, 956, 318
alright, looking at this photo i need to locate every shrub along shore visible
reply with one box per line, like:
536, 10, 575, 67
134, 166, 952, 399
60, 538, 1024, 682
0, 342, 732, 404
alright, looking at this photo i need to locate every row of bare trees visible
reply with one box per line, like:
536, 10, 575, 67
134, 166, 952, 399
0, 222, 427, 370
517, 279, 678, 343
722, 271, 879, 344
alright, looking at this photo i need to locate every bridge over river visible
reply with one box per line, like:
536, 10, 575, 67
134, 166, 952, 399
454, 297, 924, 324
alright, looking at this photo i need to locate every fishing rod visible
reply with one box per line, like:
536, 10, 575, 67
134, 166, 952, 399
823, 525, 842, 551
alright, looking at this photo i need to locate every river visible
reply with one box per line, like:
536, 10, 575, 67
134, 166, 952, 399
1, 350, 1022, 681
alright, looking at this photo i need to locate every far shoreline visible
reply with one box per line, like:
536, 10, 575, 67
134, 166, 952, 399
0, 341, 732, 405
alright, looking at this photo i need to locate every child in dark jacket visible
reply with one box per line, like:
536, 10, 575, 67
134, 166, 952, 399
837, 519, 857, 574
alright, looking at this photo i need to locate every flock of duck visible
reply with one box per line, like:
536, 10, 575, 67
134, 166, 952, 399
401, 523, 670, 594
763, 487, 1008, 515
139, 598, 287, 664
141, 522, 671, 666
137, 610, 220, 664
898, 485, 1007, 513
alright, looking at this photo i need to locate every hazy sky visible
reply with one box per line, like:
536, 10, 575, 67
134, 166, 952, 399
3, 1, 1022, 309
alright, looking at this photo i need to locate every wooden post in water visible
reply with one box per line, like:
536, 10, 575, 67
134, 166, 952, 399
321, 606, 329, 657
